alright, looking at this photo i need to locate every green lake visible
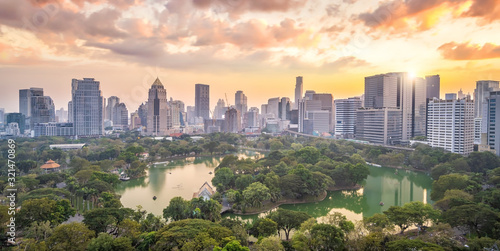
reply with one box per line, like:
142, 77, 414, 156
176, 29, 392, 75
116, 151, 433, 223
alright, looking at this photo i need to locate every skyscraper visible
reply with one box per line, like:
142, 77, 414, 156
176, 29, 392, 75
225, 108, 241, 133
313, 93, 334, 132
246, 107, 259, 128
474, 80, 500, 145
55, 108, 68, 123
267, 97, 280, 119
425, 75, 440, 100
30, 96, 56, 128
147, 78, 169, 136
235, 91, 248, 114
113, 103, 128, 128
195, 84, 210, 120
362, 72, 426, 143
19, 88, 43, 118
294, 76, 303, 109
427, 96, 474, 155
6, 113, 26, 134
106, 96, 120, 121
356, 108, 402, 145
335, 97, 362, 139
279, 97, 291, 120
72, 78, 104, 136
488, 91, 500, 156
214, 99, 226, 119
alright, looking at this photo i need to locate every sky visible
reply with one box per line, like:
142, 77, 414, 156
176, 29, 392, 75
1, 0, 500, 113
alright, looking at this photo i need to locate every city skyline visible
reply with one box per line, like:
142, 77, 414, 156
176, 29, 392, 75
1, 0, 499, 113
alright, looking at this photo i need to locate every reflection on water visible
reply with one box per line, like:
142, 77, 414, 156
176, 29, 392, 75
117, 151, 433, 223
115, 150, 265, 215
224, 166, 433, 224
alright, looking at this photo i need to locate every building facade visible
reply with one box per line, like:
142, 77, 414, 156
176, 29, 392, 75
71, 78, 103, 137
294, 76, 303, 109
356, 108, 402, 145
195, 84, 210, 120
30, 96, 56, 128
427, 97, 474, 155
147, 78, 170, 136
225, 108, 241, 133
425, 75, 440, 100
335, 97, 362, 139
474, 80, 500, 145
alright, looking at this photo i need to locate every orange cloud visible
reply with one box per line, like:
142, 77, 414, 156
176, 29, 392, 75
438, 42, 500, 60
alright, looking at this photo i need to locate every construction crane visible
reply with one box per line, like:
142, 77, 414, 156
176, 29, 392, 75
225, 93, 231, 112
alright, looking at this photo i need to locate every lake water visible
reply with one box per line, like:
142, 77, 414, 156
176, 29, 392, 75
116, 151, 433, 222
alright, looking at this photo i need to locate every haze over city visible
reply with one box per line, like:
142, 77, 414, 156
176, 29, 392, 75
1, 0, 500, 112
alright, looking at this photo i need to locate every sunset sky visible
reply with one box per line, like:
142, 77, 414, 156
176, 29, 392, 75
1, 0, 499, 113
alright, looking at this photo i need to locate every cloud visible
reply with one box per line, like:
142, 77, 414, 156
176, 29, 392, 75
357, 0, 500, 32
438, 42, 500, 60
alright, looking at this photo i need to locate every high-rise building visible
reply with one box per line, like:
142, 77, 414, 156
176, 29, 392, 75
363, 72, 426, 143
55, 108, 68, 123
298, 100, 306, 133
488, 91, 500, 156
6, 113, 26, 134
68, 101, 73, 123
267, 97, 280, 119
187, 106, 197, 125
106, 96, 120, 121
147, 78, 170, 136
30, 96, 56, 128
427, 96, 474, 155
19, 88, 43, 118
304, 90, 316, 101
113, 103, 128, 128
225, 108, 241, 133
364, 74, 398, 109
71, 78, 103, 136
0, 108, 4, 126
137, 102, 148, 128
235, 91, 248, 114
294, 76, 303, 109
195, 84, 210, 120
335, 97, 362, 139
279, 97, 291, 120
130, 112, 141, 130
304, 110, 330, 135
356, 108, 402, 145
425, 75, 440, 100
170, 100, 185, 128
313, 93, 334, 132
214, 99, 226, 119
246, 107, 259, 128
474, 80, 500, 145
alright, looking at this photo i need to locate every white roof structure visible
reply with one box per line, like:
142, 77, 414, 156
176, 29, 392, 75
49, 143, 86, 150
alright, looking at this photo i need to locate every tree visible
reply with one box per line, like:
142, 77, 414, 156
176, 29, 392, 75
363, 213, 393, 233
431, 174, 469, 200
190, 198, 223, 222
383, 205, 412, 234
242, 182, 270, 208
254, 218, 278, 237
403, 201, 440, 232
467, 151, 500, 174
270, 140, 284, 151
212, 167, 235, 192
87, 233, 134, 251
214, 240, 250, 251
279, 174, 303, 199
253, 236, 284, 251
154, 219, 233, 250
295, 146, 321, 165
19, 198, 75, 227
46, 222, 94, 251
268, 209, 311, 240
324, 212, 355, 234
24, 221, 53, 242
386, 239, 444, 251
203, 141, 220, 155
442, 203, 500, 237
235, 175, 253, 191
309, 224, 345, 251
163, 196, 190, 221
83, 208, 134, 235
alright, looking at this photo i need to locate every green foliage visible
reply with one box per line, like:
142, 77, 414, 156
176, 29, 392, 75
442, 203, 500, 237
295, 146, 321, 165
82, 208, 134, 235
154, 219, 233, 250
212, 167, 235, 192
386, 239, 444, 251
235, 174, 253, 191
363, 213, 393, 232
19, 198, 75, 228
46, 222, 94, 251
163, 196, 222, 222
431, 174, 470, 200
253, 236, 285, 251
268, 208, 311, 240
242, 182, 270, 208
